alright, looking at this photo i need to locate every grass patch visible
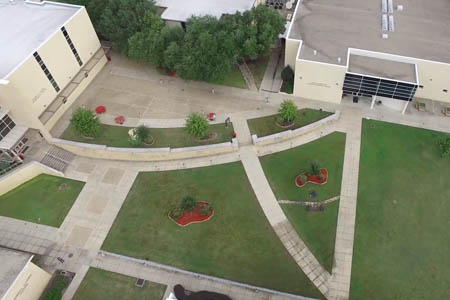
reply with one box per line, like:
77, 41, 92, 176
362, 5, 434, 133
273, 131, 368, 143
73, 268, 166, 300
281, 201, 339, 272
246, 56, 270, 89
260, 132, 346, 202
351, 120, 450, 300
0, 174, 84, 227
41, 275, 70, 300
102, 162, 323, 298
209, 64, 248, 89
61, 123, 234, 148
247, 108, 333, 138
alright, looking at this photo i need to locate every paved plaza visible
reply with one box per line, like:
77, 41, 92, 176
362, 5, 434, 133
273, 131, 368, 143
1, 55, 450, 300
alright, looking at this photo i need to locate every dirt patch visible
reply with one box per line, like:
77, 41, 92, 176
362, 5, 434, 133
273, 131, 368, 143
275, 119, 295, 129
194, 132, 218, 142
58, 183, 68, 190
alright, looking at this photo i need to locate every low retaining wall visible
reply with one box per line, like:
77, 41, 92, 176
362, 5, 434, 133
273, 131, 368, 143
252, 111, 340, 146
51, 138, 239, 161
0, 162, 64, 197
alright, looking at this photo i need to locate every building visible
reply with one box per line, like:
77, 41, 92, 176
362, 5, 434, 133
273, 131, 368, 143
0, 0, 107, 161
284, 0, 450, 113
155, 0, 266, 27
0, 248, 51, 300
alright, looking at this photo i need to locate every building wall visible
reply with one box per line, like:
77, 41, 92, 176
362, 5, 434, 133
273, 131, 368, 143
414, 60, 450, 103
0, 6, 104, 139
284, 39, 300, 70
3, 262, 51, 300
293, 59, 347, 103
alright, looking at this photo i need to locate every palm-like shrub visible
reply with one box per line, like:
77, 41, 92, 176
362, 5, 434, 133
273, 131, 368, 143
180, 196, 196, 212
308, 161, 321, 176
186, 112, 208, 138
279, 100, 298, 123
438, 136, 450, 157
130, 125, 151, 146
70, 107, 100, 138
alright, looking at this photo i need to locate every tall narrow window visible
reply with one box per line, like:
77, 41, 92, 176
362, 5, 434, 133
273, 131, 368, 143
33, 52, 60, 92
61, 26, 83, 66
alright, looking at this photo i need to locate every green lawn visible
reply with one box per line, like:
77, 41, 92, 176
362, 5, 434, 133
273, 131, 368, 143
73, 268, 166, 300
260, 132, 346, 202
351, 120, 450, 300
281, 201, 339, 272
246, 56, 270, 89
102, 162, 323, 299
0, 174, 84, 227
247, 108, 333, 138
61, 123, 234, 148
209, 64, 248, 89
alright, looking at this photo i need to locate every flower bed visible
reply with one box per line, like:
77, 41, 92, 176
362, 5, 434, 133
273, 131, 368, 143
295, 168, 328, 187
169, 201, 214, 227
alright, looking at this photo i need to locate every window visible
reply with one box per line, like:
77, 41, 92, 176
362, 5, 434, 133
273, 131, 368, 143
33, 51, 60, 92
61, 27, 83, 66
0, 114, 16, 142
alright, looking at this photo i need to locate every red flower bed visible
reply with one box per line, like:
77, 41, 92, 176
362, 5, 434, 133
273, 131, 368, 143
114, 115, 125, 124
295, 168, 328, 187
170, 202, 214, 227
95, 105, 106, 114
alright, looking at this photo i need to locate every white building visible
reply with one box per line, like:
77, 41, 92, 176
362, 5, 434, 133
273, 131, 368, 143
0, 0, 107, 160
285, 0, 450, 113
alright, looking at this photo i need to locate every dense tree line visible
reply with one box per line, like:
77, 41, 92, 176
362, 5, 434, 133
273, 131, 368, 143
57, 0, 284, 81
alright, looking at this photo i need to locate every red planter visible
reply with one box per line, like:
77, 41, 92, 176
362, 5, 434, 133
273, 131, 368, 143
170, 202, 214, 227
295, 169, 328, 187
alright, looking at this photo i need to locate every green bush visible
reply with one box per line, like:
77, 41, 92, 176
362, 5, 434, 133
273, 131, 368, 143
42, 275, 69, 300
278, 100, 298, 123
308, 161, 321, 176
438, 136, 450, 157
130, 125, 151, 146
281, 65, 294, 82
180, 196, 196, 212
70, 107, 100, 138
186, 113, 208, 138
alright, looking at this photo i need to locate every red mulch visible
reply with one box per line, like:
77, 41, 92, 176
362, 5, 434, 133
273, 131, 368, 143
172, 202, 214, 227
295, 169, 328, 187
95, 105, 106, 114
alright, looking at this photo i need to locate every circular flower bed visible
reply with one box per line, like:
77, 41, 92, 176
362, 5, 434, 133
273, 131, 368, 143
169, 201, 214, 227
295, 168, 328, 187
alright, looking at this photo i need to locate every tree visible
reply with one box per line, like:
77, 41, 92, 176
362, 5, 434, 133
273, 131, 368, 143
186, 112, 208, 139
251, 5, 285, 57
279, 100, 298, 123
281, 65, 294, 82
180, 196, 196, 212
99, 0, 156, 54
70, 107, 100, 138
438, 136, 450, 157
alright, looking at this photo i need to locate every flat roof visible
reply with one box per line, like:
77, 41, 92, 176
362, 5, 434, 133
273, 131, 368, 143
348, 55, 417, 83
155, 0, 255, 22
0, 0, 81, 78
289, 0, 450, 66
0, 248, 32, 299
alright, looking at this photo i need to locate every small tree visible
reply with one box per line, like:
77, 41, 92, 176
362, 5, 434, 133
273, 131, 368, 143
281, 65, 294, 82
438, 136, 450, 157
308, 161, 321, 176
279, 100, 298, 123
130, 125, 150, 146
70, 107, 100, 138
186, 112, 209, 138
180, 196, 196, 212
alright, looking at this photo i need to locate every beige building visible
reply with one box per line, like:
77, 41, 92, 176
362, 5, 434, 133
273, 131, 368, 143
0, 248, 51, 300
0, 0, 106, 161
285, 0, 450, 113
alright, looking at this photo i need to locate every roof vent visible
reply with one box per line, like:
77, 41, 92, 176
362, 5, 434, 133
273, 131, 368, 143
337, 57, 342, 63
381, 0, 387, 13
313, 50, 317, 56
397, 5, 403, 11
382, 33, 389, 39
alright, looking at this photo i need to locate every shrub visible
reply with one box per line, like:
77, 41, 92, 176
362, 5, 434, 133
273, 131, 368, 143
299, 174, 308, 184
281, 65, 294, 82
186, 113, 208, 138
70, 107, 100, 138
279, 100, 298, 123
308, 161, 321, 176
438, 136, 450, 157
180, 196, 196, 212
130, 125, 151, 146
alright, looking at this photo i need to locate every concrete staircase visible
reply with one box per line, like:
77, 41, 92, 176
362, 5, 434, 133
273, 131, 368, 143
237, 60, 258, 91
